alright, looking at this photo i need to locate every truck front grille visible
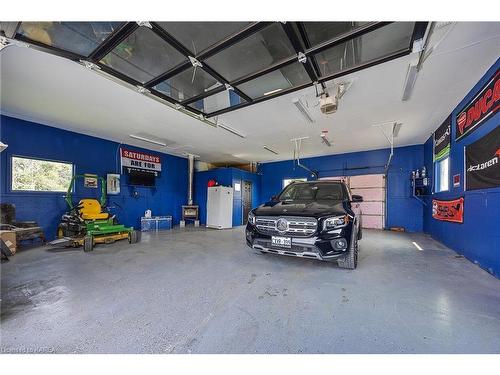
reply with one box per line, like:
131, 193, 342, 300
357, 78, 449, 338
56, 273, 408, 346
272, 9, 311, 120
255, 216, 317, 237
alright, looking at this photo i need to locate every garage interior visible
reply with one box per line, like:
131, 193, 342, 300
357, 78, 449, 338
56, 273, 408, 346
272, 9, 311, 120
0, 20, 499, 354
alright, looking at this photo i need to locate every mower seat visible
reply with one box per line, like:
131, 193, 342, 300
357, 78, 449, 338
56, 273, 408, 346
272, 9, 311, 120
78, 199, 109, 220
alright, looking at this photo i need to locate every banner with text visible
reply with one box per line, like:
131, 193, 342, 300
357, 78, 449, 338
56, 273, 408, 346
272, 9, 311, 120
120, 148, 161, 177
465, 125, 500, 191
433, 115, 451, 161
455, 68, 499, 141
432, 197, 464, 224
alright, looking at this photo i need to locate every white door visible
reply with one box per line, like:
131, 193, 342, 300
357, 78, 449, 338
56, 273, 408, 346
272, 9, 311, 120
320, 174, 386, 229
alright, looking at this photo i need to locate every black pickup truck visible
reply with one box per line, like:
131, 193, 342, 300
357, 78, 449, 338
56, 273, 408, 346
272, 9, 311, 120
245, 180, 363, 269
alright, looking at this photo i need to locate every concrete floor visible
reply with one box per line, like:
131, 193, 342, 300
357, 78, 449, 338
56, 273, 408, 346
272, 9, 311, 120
1, 227, 499, 354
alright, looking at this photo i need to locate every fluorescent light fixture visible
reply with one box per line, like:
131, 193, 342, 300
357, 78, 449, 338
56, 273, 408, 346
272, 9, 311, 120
129, 134, 167, 147
0, 141, 8, 152
412, 241, 423, 251
402, 62, 418, 101
320, 133, 331, 147
264, 88, 283, 96
392, 123, 402, 138
204, 82, 222, 92
218, 123, 246, 139
292, 98, 315, 123
263, 145, 279, 155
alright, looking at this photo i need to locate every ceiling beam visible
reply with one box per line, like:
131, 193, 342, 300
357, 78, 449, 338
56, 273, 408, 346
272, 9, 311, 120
281, 22, 318, 85
195, 22, 272, 61
295, 22, 326, 89
88, 22, 139, 62
148, 22, 253, 104
14, 34, 84, 61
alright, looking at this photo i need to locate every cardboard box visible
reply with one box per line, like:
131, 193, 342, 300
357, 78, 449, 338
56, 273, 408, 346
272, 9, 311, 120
0, 230, 17, 255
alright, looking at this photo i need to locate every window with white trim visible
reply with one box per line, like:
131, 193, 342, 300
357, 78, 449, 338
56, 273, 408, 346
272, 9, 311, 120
435, 156, 450, 193
11, 156, 73, 192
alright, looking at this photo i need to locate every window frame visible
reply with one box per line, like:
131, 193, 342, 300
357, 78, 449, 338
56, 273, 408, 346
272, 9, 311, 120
10, 155, 74, 194
434, 155, 450, 193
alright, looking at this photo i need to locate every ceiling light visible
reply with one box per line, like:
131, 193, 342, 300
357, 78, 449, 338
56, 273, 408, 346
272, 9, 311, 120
129, 134, 167, 147
320, 131, 331, 147
402, 61, 419, 101
218, 123, 246, 138
392, 123, 402, 138
263, 146, 279, 155
292, 98, 315, 123
204, 82, 222, 92
264, 88, 283, 96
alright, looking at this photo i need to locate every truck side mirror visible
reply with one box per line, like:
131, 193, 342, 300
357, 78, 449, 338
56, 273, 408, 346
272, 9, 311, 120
271, 195, 278, 201
351, 194, 363, 202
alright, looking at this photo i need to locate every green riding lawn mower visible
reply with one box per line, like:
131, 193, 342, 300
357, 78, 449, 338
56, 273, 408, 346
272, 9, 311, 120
49, 174, 140, 252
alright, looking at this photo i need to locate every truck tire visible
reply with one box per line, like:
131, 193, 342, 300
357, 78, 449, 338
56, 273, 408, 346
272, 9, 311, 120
337, 237, 358, 270
83, 235, 94, 252
128, 230, 140, 244
57, 225, 65, 239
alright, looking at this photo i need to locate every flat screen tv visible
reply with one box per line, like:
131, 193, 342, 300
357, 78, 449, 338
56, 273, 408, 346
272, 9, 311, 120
128, 170, 156, 186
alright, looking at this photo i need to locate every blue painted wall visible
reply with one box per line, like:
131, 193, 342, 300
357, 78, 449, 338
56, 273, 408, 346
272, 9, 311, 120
422, 59, 500, 278
258, 145, 425, 232
194, 167, 261, 226
0, 115, 188, 240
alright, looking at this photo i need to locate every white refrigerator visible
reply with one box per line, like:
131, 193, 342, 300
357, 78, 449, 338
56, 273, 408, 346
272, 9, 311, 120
206, 186, 233, 229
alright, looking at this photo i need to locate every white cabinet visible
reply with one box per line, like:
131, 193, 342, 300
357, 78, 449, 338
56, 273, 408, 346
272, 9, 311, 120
206, 186, 233, 229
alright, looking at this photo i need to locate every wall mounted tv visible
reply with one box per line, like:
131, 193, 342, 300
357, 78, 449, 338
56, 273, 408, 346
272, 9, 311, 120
128, 170, 156, 186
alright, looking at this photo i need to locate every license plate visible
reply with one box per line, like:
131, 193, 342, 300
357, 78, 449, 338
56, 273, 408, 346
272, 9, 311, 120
271, 236, 291, 248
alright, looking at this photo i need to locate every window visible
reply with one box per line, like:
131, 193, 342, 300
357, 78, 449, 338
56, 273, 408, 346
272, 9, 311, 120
11, 156, 73, 192
18, 22, 124, 57
313, 22, 415, 77
100, 26, 187, 84
204, 23, 296, 82
237, 62, 310, 99
435, 156, 450, 193
279, 182, 344, 201
157, 22, 250, 55
188, 90, 246, 114
283, 178, 307, 188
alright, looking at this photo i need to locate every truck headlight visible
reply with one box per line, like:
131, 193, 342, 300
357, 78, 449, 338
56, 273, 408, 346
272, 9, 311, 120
248, 211, 256, 225
323, 215, 349, 230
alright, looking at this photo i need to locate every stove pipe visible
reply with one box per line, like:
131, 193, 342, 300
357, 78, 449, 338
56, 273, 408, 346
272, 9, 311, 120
187, 154, 194, 205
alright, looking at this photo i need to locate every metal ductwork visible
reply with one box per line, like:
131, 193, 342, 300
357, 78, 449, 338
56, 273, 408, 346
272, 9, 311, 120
187, 153, 195, 205
181, 153, 199, 227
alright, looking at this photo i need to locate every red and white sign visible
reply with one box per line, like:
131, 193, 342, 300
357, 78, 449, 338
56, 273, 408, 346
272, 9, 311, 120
432, 197, 464, 224
455, 68, 500, 140
120, 148, 161, 175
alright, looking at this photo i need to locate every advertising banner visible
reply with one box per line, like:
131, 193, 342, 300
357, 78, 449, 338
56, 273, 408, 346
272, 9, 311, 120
465, 126, 500, 191
433, 115, 451, 161
432, 197, 464, 223
455, 68, 499, 141
120, 148, 161, 176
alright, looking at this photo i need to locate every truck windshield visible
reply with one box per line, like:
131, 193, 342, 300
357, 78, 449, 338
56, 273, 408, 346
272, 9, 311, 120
278, 183, 344, 201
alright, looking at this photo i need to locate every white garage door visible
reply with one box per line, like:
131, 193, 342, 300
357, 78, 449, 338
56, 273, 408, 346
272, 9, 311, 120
320, 174, 386, 229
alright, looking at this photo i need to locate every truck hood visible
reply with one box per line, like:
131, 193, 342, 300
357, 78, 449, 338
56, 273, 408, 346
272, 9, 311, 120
254, 200, 347, 218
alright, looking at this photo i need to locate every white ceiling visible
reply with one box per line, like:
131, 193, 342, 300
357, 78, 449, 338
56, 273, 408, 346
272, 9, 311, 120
1, 22, 499, 163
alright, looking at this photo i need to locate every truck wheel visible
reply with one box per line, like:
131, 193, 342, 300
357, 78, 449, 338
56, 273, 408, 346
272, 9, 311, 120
83, 235, 94, 252
128, 230, 140, 244
57, 226, 65, 239
337, 238, 358, 270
